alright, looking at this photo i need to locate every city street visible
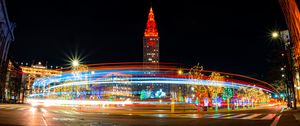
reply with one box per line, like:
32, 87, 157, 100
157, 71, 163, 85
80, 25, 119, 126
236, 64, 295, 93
1, 0, 300, 125
0, 104, 295, 126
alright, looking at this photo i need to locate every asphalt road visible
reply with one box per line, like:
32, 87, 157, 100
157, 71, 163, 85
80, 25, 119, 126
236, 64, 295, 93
0, 104, 286, 126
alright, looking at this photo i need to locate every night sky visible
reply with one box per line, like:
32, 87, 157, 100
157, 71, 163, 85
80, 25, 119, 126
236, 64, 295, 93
5, 0, 287, 81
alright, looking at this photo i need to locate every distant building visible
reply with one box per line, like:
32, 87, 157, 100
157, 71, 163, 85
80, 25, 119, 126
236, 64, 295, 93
143, 7, 159, 64
0, 0, 15, 103
94, 72, 132, 100
20, 61, 62, 102
3, 58, 22, 103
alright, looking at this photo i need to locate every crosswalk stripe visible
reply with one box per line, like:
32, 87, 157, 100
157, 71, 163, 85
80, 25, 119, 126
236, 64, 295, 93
210, 114, 222, 118
224, 114, 248, 119
5, 107, 15, 109
206, 113, 231, 118
220, 113, 233, 117
18, 108, 27, 110
240, 114, 262, 119
261, 114, 276, 120
138, 113, 277, 120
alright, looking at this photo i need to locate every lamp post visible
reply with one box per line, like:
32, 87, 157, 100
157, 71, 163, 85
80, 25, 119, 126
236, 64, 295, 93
272, 31, 297, 109
177, 69, 186, 112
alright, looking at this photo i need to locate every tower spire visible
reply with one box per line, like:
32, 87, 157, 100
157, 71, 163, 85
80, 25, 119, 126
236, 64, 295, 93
144, 7, 158, 37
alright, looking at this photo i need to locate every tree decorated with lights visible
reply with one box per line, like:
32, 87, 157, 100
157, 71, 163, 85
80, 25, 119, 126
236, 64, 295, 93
237, 87, 248, 108
242, 88, 257, 108
273, 80, 287, 102
256, 89, 267, 104
208, 72, 224, 111
209, 86, 223, 111
222, 87, 233, 110
189, 63, 207, 112
140, 90, 146, 100
177, 88, 184, 102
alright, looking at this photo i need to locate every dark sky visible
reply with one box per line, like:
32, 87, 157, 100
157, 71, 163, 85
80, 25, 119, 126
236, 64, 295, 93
5, 0, 287, 81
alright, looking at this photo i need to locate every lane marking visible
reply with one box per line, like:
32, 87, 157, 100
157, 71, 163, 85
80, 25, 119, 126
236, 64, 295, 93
270, 115, 281, 126
42, 113, 48, 126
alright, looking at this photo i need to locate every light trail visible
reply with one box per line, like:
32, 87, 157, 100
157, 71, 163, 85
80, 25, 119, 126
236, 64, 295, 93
27, 62, 280, 108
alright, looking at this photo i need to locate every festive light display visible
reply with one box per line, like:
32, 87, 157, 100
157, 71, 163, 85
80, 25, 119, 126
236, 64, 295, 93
222, 87, 233, 110
27, 62, 279, 112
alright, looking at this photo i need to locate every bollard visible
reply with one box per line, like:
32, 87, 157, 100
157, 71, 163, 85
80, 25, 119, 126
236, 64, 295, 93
171, 98, 175, 113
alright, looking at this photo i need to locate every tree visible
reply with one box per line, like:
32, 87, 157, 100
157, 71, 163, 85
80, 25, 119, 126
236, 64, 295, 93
140, 90, 146, 100
222, 87, 233, 110
208, 72, 225, 111
189, 63, 206, 112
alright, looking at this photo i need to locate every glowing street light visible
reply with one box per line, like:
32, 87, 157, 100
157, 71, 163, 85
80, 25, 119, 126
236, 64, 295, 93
272, 31, 279, 38
177, 70, 183, 75
72, 59, 79, 67
191, 87, 195, 91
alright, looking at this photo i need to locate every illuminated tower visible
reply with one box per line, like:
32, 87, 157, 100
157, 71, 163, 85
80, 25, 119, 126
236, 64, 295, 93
143, 7, 159, 63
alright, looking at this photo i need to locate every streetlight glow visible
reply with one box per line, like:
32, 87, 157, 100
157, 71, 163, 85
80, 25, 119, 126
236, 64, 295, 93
72, 59, 79, 67
177, 70, 183, 75
191, 87, 195, 91
272, 31, 279, 38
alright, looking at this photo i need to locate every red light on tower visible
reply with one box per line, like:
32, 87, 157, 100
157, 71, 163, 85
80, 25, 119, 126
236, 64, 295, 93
144, 7, 158, 37
143, 7, 159, 63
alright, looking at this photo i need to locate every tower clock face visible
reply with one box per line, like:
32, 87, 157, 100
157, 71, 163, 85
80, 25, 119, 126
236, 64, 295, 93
147, 41, 156, 47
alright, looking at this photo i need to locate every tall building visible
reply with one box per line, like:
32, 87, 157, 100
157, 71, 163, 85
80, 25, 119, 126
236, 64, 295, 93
136, 7, 170, 100
143, 7, 159, 63
279, 0, 300, 106
4, 58, 22, 103
0, 0, 15, 103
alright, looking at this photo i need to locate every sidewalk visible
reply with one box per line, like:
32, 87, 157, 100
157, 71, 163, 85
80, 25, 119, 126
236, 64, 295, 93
277, 106, 300, 126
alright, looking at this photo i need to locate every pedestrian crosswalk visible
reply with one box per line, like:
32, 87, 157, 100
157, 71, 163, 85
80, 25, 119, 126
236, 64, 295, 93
138, 113, 277, 120
52, 110, 80, 115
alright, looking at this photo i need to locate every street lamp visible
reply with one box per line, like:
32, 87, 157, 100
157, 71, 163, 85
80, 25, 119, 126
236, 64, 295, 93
272, 31, 279, 38
177, 69, 183, 75
72, 59, 79, 67
191, 87, 195, 91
